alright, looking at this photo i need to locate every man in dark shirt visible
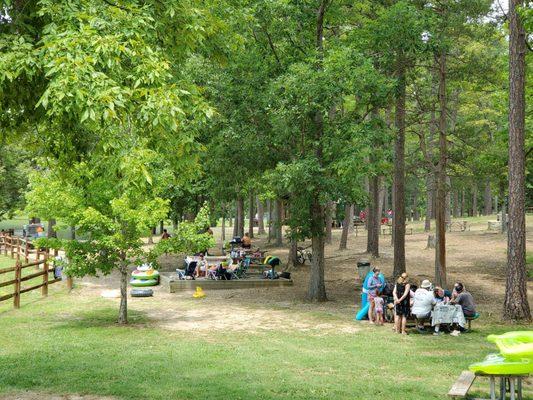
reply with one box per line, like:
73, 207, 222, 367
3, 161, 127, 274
452, 283, 476, 317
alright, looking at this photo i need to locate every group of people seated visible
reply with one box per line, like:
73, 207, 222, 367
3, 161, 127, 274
180, 253, 241, 280
366, 268, 477, 336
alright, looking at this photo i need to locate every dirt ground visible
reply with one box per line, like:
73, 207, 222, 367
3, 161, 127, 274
74, 216, 533, 333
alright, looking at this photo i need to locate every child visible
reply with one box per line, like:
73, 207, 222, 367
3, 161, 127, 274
373, 293, 384, 325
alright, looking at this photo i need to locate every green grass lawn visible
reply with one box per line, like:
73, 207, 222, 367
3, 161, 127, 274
1, 274, 531, 399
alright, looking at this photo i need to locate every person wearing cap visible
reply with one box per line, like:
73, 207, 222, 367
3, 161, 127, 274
411, 279, 436, 332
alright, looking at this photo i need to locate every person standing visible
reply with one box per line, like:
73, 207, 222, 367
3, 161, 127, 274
366, 268, 382, 323
393, 272, 411, 335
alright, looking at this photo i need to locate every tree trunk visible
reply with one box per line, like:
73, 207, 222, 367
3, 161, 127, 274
378, 180, 386, 219
118, 263, 128, 324
504, 0, 531, 321
308, 197, 327, 301
339, 203, 352, 250
364, 177, 370, 231
275, 199, 282, 246
484, 179, 492, 215
267, 199, 273, 243
383, 182, 389, 213
248, 191, 254, 238
237, 197, 245, 238
392, 52, 406, 278
453, 190, 460, 218
232, 203, 238, 238
47, 219, 57, 238
307, 0, 328, 302
257, 197, 265, 235
69, 226, 76, 240
288, 238, 298, 268
494, 195, 498, 215
472, 184, 478, 217
325, 201, 334, 244
501, 197, 508, 234
445, 175, 451, 222
348, 202, 355, 233
425, 174, 433, 232
461, 188, 466, 217
221, 212, 226, 250
434, 50, 447, 289
159, 221, 164, 235
412, 187, 419, 221
367, 175, 380, 257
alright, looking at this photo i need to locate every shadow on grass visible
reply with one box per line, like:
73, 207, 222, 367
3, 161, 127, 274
52, 307, 151, 329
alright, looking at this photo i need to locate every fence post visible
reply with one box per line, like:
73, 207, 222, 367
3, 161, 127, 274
16, 237, 20, 261
14, 261, 21, 309
66, 276, 73, 291
10, 237, 14, 259
3, 235, 7, 256
42, 255, 49, 297
24, 239, 29, 263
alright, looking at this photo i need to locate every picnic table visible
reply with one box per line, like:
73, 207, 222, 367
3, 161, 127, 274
446, 220, 468, 232
432, 303, 466, 328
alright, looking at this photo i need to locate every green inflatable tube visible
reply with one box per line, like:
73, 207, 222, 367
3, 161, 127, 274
469, 331, 533, 375
130, 278, 158, 287
487, 331, 533, 359
131, 270, 160, 280
469, 354, 532, 375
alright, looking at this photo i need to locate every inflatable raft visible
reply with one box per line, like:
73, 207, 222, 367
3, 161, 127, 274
469, 331, 533, 375
130, 278, 159, 287
131, 269, 160, 280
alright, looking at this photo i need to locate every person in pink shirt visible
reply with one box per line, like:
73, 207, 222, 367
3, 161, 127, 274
373, 293, 384, 325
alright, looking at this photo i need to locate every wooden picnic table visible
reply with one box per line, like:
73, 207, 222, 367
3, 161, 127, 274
446, 220, 468, 232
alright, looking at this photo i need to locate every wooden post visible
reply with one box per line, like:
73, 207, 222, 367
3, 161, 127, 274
35, 247, 41, 270
42, 257, 49, 297
3, 235, 7, 256
10, 237, 14, 259
24, 239, 29, 263
66, 276, 73, 291
14, 261, 21, 309
16, 237, 20, 261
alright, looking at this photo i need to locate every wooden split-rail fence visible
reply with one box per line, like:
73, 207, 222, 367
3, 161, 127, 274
0, 234, 72, 309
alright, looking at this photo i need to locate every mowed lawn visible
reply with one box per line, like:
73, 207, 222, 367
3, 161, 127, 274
1, 281, 531, 399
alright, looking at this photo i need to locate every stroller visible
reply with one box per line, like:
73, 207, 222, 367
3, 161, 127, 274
176, 261, 197, 280
381, 281, 395, 323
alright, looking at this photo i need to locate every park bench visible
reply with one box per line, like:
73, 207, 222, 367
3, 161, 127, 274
487, 220, 501, 230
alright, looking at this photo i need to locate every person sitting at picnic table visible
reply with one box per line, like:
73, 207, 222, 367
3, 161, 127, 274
161, 229, 171, 240
367, 268, 382, 324
434, 286, 450, 304
450, 282, 476, 319
411, 279, 436, 332
242, 232, 252, 249
393, 272, 411, 335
